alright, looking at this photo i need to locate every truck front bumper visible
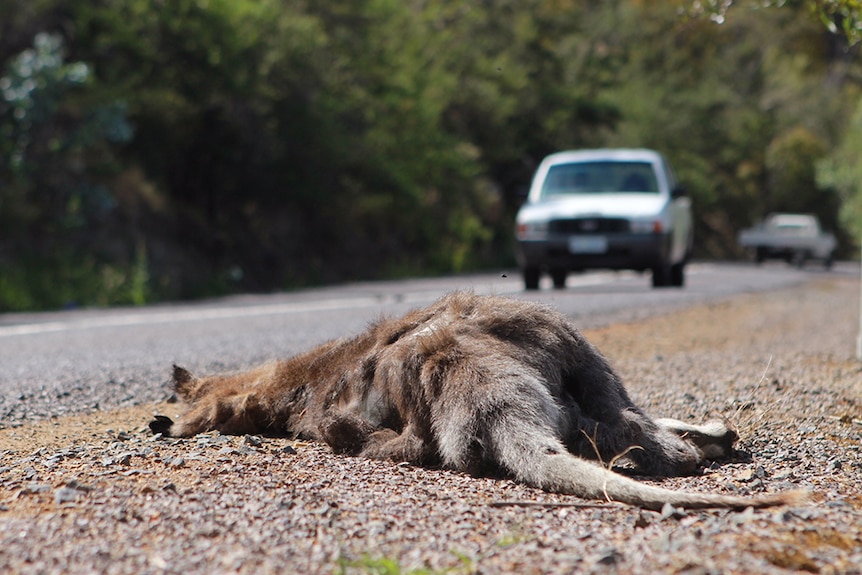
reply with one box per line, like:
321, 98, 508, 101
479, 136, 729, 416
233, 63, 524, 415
515, 233, 671, 272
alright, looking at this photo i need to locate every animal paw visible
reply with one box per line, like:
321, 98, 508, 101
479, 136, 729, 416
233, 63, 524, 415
149, 414, 174, 436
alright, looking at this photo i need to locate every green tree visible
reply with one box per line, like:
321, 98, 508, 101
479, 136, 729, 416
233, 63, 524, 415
297, 0, 498, 275
67, 0, 504, 290
596, 1, 851, 255
1, 0, 860, 310
818, 96, 862, 241
0, 32, 135, 310
764, 127, 829, 215
682, 0, 862, 44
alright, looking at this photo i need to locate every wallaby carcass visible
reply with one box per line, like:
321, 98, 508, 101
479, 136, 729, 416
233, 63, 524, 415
150, 291, 805, 511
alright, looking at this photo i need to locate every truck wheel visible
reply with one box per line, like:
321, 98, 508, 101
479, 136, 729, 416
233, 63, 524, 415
550, 268, 567, 289
755, 248, 766, 264
523, 267, 540, 290
792, 250, 807, 268
651, 262, 671, 288
670, 261, 685, 287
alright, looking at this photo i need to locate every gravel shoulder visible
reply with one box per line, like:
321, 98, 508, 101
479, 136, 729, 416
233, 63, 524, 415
1, 277, 861, 574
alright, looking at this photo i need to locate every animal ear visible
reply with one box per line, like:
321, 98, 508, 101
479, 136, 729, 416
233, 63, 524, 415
172, 364, 196, 392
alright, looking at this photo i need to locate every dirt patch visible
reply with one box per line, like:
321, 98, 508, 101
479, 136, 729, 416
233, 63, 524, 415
0, 404, 166, 453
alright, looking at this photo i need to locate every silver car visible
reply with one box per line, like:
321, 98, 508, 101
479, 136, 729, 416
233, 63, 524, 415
515, 149, 693, 289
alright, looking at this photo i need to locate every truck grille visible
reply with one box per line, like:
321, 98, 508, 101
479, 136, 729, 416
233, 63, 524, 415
548, 218, 629, 234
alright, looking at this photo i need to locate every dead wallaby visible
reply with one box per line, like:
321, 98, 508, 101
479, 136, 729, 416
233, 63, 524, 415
150, 291, 806, 511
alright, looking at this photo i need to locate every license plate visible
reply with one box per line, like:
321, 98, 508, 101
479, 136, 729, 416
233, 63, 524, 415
568, 235, 608, 254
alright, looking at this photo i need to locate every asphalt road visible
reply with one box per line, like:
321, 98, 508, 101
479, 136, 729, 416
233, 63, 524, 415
0, 261, 855, 427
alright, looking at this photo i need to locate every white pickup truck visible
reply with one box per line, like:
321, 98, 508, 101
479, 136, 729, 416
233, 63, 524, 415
737, 213, 836, 268
515, 149, 693, 289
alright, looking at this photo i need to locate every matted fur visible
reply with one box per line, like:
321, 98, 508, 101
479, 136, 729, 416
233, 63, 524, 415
150, 292, 805, 510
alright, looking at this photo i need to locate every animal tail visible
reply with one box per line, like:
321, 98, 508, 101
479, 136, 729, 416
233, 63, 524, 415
487, 414, 807, 511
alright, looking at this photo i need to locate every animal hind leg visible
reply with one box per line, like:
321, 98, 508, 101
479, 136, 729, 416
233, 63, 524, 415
655, 418, 738, 460
556, 343, 703, 475
564, 407, 703, 477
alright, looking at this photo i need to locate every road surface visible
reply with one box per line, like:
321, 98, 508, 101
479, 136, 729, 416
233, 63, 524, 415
0, 261, 853, 427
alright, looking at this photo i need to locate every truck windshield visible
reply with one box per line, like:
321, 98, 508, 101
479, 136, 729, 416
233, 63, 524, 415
541, 161, 659, 197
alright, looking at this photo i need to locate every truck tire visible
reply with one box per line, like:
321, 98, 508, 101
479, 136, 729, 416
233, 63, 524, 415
651, 262, 671, 288
523, 267, 540, 291
550, 268, 567, 289
670, 261, 685, 287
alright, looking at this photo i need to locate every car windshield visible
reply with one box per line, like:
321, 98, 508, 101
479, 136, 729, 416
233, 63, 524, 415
541, 161, 659, 197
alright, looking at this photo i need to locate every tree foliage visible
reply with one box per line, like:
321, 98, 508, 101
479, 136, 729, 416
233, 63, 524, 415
818, 96, 862, 241
0, 0, 860, 310
682, 0, 862, 44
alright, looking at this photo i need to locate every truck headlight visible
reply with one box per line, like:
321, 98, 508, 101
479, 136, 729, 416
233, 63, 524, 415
516, 221, 549, 239
630, 219, 663, 234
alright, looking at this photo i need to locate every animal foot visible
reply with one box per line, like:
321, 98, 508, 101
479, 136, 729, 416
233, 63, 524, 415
149, 415, 174, 436
319, 413, 376, 455
656, 418, 738, 460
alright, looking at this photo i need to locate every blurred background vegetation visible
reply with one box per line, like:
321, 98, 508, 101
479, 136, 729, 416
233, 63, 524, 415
1, 0, 860, 311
